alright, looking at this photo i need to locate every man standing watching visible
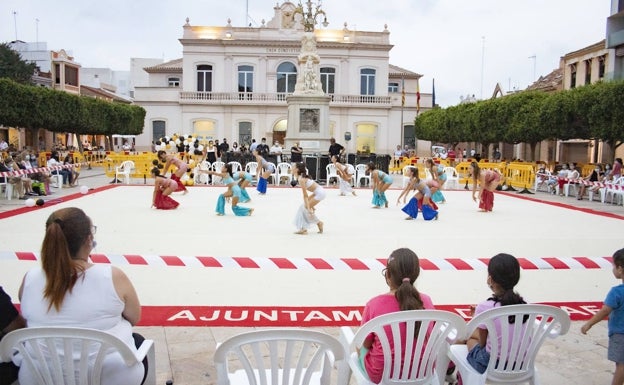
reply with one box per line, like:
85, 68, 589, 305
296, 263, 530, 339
328, 138, 344, 159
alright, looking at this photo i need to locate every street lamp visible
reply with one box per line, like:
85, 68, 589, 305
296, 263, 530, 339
295, 0, 328, 32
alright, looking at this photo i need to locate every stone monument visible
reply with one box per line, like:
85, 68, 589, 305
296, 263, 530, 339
285, 1, 332, 156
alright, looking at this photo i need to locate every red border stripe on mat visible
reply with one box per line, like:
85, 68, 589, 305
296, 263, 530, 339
270, 258, 297, 269
446, 258, 473, 270
161, 256, 185, 266
305, 258, 333, 269
573, 257, 602, 269
517, 258, 539, 270
233, 257, 259, 268
15, 252, 37, 261
89, 254, 111, 264
419, 259, 439, 270
125, 255, 148, 265
543, 257, 570, 269
342, 258, 370, 270
197, 256, 222, 267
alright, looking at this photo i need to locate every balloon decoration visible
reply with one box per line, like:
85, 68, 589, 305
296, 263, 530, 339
25, 198, 35, 207
36, 199, 45, 206
80, 185, 89, 194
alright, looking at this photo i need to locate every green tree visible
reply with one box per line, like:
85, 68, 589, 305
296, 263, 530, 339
0, 42, 36, 84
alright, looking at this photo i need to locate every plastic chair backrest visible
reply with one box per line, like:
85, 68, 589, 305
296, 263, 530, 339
214, 329, 345, 385
467, 304, 570, 383
0, 327, 154, 385
349, 310, 465, 384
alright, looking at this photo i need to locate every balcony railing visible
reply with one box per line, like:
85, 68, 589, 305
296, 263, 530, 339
179, 91, 392, 107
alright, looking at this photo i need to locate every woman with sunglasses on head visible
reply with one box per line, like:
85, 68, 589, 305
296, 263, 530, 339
17, 207, 147, 385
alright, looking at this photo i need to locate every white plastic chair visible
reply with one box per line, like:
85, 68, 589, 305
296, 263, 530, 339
346, 164, 356, 187
444, 166, 460, 189
447, 304, 571, 385
0, 326, 156, 385
211, 161, 226, 185
50, 172, 64, 189
214, 328, 347, 385
277, 162, 293, 185
603, 176, 624, 205
195, 160, 211, 184
245, 161, 259, 184
265, 162, 279, 185
355, 164, 371, 188
115, 160, 135, 184
228, 161, 242, 174
326, 164, 339, 186
340, 310, 466, 385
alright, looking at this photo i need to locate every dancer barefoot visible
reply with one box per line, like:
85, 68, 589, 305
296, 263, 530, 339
292, 162, 325, 234
470, 161, 501, 212
151, 167, 180, 210
367, 162, 392, 208
203, 164, 253, 216
158, 150, 188, 194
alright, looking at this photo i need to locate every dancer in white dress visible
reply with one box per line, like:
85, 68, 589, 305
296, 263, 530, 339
292, 162, 325, 235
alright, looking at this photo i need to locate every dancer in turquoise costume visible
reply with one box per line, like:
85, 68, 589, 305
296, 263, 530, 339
396, 166, 438, 220
232, 171, 253, 203
253, 149, 276, 194
425, 158, 446, 203
367, 162, 393, 208
202, 164, 253, 216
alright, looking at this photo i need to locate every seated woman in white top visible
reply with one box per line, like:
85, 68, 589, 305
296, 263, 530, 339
18, 207, 145, 385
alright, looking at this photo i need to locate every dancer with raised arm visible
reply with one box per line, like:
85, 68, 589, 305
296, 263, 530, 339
367, 162, 393, 208
396, 166, 438, 220
292, 162, 325, 235
253, 149, 276, 195
203, 164, 253, 216
158, 150, 188, 194
151, 167, 180, 210
470, 161, 500, 212
332, 155, 356, 196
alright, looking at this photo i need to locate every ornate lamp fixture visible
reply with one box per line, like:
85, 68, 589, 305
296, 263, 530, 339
295, 0, 328, 32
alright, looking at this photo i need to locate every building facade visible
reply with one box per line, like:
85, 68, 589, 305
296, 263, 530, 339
133, 1, 427, 156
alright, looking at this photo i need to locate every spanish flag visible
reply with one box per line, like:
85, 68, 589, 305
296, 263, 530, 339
401, 77, 405, 107
416, 78, 421, 114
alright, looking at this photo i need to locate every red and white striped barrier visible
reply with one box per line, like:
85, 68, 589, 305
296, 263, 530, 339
0, 251, 613, 271
0, 163, 85, 178
536, 172, 623, 190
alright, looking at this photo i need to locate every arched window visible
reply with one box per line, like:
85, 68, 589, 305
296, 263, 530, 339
197, 64, 213, 92
360, 68, 376, 95
277, 62, 297, 96
320, 67, 335, 94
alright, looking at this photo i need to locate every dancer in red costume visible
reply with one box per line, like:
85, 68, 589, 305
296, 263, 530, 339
151, 167, 180, 210
157, 150, 188, 193
470, 161, 500, 212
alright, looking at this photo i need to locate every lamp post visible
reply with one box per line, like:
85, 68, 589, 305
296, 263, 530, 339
295, 0, 328, 32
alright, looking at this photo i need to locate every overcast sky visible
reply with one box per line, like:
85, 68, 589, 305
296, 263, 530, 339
1, 0, 611, 107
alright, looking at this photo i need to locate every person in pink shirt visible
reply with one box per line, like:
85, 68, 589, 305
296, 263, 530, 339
359, 248, 435, 384
462, 253, 527, 374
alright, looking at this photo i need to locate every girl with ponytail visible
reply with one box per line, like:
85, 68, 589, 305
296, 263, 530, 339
463, 253, 526, 374
358, 248, 434, 383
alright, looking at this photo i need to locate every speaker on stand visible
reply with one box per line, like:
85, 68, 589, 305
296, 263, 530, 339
304, 156, 319, 181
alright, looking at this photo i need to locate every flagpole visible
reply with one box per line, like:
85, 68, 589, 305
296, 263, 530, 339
400, 76, 405, 148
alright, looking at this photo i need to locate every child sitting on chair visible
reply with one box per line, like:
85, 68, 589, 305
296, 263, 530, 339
358, 248, 434, 383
